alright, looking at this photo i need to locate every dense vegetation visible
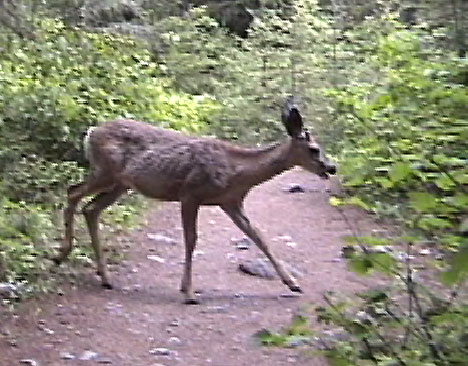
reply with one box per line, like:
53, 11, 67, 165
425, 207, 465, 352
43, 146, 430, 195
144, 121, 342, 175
1, 0, 468, 364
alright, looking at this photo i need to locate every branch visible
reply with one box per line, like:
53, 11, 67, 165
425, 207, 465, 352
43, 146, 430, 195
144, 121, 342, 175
334, 203, 407, 282
323, 293, 408, 366
408, 281, 446, 363
403, 240, 414, 348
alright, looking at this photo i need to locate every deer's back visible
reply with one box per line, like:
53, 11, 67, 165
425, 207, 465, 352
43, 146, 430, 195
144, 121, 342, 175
88, 120, 239, 202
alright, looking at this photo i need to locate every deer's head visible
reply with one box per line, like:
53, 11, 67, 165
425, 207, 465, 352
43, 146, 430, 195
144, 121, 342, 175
281, 98, 336, 179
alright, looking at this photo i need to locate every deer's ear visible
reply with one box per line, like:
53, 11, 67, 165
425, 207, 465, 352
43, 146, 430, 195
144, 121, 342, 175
282, 105, 303, 138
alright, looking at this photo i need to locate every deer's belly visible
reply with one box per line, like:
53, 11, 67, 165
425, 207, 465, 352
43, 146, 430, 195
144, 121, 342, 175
121, 174, 184, 201
120, 156, 234, 202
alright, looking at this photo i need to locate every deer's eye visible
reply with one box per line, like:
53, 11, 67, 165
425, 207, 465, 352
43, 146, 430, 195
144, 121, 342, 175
309, 146, 320, 157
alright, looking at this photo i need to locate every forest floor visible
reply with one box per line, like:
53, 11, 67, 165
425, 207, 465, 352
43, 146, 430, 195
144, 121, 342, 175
0, 169, 385, 366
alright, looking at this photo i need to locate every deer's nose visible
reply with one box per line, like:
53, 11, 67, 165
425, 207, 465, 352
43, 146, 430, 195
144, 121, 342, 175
326, 163, 336, 175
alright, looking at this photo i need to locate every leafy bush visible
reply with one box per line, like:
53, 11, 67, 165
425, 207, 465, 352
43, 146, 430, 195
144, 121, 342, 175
315, 17, 468, 366
153, 3, 333, 142
1, 158, 84, 205
329, 24, 468, 250
0, 199, 56, 287
0, 19, 217, 163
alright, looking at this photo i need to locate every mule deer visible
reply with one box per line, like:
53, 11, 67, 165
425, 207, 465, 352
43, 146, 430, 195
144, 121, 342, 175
54, 99, 336, 304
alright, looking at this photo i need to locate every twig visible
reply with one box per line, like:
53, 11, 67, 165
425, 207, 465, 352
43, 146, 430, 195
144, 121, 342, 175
449, 280, 465, 304
362, 337, 379, 365
408, 282, 446, 364
385, 299, 426, 340
323, 293, 408, 366
402, 241, 413, 348
334, 203, 407, 282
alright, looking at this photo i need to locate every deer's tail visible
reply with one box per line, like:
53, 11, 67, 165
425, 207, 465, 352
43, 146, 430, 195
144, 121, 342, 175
83, 126, 97, 161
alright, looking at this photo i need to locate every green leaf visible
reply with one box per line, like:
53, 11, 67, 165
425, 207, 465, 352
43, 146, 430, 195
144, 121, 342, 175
409, 192, 438, 212
344, 196, 370, 210
329, 196, 344, 206
442, 245, 468, 285
446, 193, 468, 208
440, 235, 466, 249
342, 175, 366, 187
358, 289, 389, 303
389, 161, 412, 183
368, 252, 396, 274
349, 320, 369, 336
325, 351, 351, 366
460, 217, 468, 233
344, 236, 390, 246
374, 177, 394, 189
418, 216, 453, 230
349, 254, 373, 275
453, 170, 468, 184
258, 332, 287, 346
435, 174, 456, 191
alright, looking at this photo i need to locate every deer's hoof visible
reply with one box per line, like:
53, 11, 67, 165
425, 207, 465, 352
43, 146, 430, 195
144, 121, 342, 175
102, 282, 113, 290
184, 296, 200, 305
289, 284, 303, 293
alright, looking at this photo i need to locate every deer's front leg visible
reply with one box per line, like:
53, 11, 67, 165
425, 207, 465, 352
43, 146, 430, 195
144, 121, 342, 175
222, 203, 302, 293
180, 200, 200, 304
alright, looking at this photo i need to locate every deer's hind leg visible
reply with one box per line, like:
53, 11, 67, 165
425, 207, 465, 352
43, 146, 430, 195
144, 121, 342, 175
82, 185, 127, 289
54, 174, 115, 266
180, 199, 200, 304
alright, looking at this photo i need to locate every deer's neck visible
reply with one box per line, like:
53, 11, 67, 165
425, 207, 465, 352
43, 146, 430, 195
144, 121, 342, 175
231, 139, 294, 188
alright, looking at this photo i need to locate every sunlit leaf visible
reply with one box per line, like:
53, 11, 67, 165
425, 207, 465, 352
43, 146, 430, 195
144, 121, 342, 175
374, 177, 394, 189
435, 174, 456, 191
441, 245, 468, 285
329, 196, 344, 206
418, 216, 453, 230
349, 254, 373, 275
369, 252, 396, 274
344, 196, 370, 210
389, 161, 412, 183
446, 193, 468, 208
409, 192, 438, 212
344, 236, 391, 246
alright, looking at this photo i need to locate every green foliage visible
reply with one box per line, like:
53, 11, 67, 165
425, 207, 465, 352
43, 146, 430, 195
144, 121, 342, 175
255, 314, 314, 347
316, 283, 468, 366
153, 3, 333, 142
315, 13, 468, 365
1, 158, 84, 205
0, 18, 217, 164
0, 7, 467, 366
0, 198, 55, 287
327, 20, 468, 265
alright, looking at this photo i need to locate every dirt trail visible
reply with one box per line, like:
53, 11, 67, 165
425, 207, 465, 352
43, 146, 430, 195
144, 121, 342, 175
0, 169, 379, 366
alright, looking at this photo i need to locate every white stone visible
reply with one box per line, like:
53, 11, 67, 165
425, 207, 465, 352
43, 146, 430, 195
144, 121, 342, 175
147, 255, 166, 263
146, 233, 177, 245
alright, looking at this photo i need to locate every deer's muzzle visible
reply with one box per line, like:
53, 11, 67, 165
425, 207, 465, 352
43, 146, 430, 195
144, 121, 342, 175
319, 162, 337, 179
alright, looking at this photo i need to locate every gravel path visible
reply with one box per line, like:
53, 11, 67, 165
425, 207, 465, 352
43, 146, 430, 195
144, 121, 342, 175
0, 169, 379, 366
